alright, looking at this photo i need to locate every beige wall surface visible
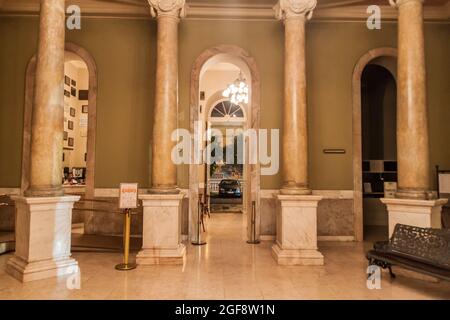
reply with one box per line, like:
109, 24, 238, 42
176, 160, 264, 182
0, 17, 449, 191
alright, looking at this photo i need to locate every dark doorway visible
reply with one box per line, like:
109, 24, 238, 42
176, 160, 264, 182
361, 64, 397, 242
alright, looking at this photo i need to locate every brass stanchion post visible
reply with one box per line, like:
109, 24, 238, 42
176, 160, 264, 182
192, 199, 207, 245
247, 201, 260, 244
115, 208, 137, 270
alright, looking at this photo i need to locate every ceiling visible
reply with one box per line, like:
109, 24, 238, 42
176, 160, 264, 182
0, 0, 449, 20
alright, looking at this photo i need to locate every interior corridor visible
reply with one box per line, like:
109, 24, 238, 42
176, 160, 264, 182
0, 213, 449, 300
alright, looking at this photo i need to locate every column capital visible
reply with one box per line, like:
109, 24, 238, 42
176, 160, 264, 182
148, 0, 187, 19
274, 0, 317, 21
389, 0, 424, 8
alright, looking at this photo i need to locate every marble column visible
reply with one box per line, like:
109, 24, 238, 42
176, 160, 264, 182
6, 0, 81, 282
272, 1, 323, 266
148, 0, 185, 194
380, 0, 448, 235
275, 0, 316, 195
25, 0, 65, 197
137, 0, 187, 266
390, 0, 430, 200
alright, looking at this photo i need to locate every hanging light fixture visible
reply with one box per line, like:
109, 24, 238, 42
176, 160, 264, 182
222, 71, 249, 104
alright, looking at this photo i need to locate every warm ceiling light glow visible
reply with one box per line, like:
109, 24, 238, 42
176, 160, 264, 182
222, 72, 249, 105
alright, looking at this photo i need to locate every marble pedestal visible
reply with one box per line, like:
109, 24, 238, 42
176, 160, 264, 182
6, 196, 80, 282
136, 193, 186, 265
272, 195, 324, 266
381, 198, 448, 237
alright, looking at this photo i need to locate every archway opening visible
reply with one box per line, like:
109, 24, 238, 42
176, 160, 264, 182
189, 46, 261, 243
21, 43, 98, 230
361, 63, 397, 242
62, 51, 90, 225
199, 60, 249, 238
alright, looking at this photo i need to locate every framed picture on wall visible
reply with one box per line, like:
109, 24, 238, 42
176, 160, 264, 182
64, 76, 70, 86
63, 131, 68, 141
200, 91, 205, 101
68, 120, 74, 130
68, 137, 74, 147
64, 90, 70, 98
71, 79, 77, 86
79, 90, 89, 100
70, 107, 76, 117
82, 105, 88, 113
71, 87, 77, 97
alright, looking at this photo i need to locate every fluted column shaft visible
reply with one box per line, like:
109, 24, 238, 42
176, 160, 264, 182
26, 0, 65, 197
148, 0, 185, 194
275, 0, 316, 195
392, 0, 430, 199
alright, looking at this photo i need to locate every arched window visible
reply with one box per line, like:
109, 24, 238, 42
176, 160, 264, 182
210, 100, 244, 119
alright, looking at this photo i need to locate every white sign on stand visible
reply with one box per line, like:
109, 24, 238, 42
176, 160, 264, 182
119, 183, 139, 209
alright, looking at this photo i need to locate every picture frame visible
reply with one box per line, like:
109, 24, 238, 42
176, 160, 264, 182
64, 90, 70, 98
68, 120, 74, 130
200, 91, 205, 101
68, 137, 74, 147
71, 79, 77, 86
82, 105, 88, 113
70, 107, 76, 117
79, 90, 89, 100
71, 87, 76, 97
63, 131, 68, 141
64, 76, 70, 86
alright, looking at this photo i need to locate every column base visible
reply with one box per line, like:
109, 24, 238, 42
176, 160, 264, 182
6, 255, 78, 283
395, 189, 429, 200
272, 244, 324, 266
380, 198, 448, 237
273, 194, 324, 266
138, 194, 186, 266
7, 195, 80, 282
136, 245, 186, 265
24, 185, 64, 197
280, 187, 311, 195
148, 186, 180, 195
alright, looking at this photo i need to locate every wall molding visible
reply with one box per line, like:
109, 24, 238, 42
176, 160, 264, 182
260, 189, 354, 199
259, 235, 355, 242
0, 188, 20, 196
93, 188, 189, 197
0, 1, 448, 21
318, 236, 355, 242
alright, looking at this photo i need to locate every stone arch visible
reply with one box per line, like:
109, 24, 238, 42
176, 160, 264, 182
352, 47, 398, 241
21, 42, 98, 198
189, 45, 261, 242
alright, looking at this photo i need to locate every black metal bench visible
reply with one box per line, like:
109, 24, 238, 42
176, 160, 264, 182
366, 224, 450, 281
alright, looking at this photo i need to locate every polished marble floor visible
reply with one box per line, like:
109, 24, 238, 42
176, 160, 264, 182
0, 213, 449, 300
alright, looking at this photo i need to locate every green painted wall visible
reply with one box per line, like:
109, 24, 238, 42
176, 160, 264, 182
0, 17, 449, 190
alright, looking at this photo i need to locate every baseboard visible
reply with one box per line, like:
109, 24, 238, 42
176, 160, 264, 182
260, 235, 355, 242
0, 188, 20, 196
260, 235, 276, 241
318, 236, 355, 241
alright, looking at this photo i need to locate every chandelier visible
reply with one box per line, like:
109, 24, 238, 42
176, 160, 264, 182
222, 72, 249, 104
